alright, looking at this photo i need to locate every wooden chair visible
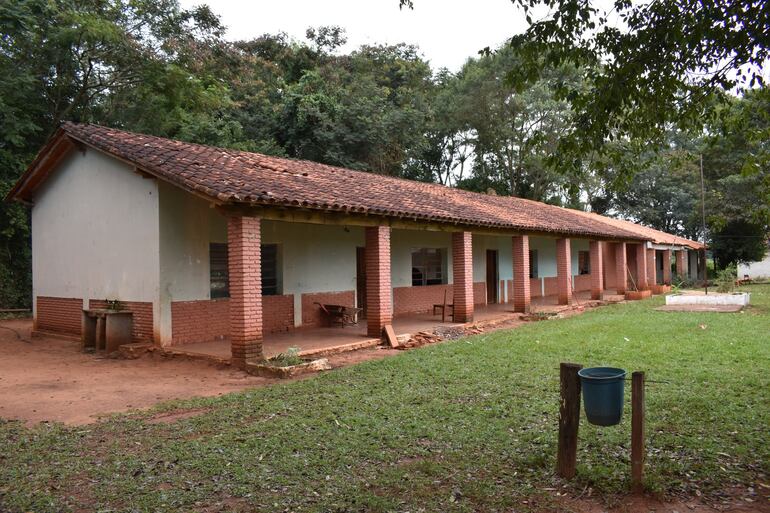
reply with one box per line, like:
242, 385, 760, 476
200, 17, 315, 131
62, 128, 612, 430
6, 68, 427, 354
432, 289, 454, 322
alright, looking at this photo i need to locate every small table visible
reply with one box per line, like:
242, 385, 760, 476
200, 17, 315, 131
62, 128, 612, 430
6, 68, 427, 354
82, 309, 133, 353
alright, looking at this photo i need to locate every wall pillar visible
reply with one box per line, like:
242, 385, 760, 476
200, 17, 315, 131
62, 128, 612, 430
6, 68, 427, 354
452, 231, 474, 322
589, 240, 604, 300
662, 249, 672, 285
512, 235, 531, 313
365, 226, 392, 337
675, 250, 686, 279
646, 248, 657, 286
556, 238, 572, 305
635, 243, 649, 290
615, 242, 628, 295
227, 216, 263, 366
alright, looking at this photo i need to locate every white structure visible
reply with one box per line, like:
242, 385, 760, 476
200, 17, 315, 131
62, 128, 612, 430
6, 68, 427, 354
666, 292, 751, 306
738, 245, 770, 280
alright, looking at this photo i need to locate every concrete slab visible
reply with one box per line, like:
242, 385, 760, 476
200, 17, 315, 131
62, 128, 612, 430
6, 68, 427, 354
655, 304, 744, 313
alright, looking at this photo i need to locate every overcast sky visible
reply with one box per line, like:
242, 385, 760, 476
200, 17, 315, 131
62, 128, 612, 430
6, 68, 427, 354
178, 0, 529, 71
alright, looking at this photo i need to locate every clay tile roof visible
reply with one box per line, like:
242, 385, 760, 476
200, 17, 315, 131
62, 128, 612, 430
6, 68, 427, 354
10, 123, 655, 242
569, 210, 705, 249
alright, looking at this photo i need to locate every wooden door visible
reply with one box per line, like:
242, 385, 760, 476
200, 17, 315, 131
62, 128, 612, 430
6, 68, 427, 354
486, 250, 498, 304
356, 247, 367, 316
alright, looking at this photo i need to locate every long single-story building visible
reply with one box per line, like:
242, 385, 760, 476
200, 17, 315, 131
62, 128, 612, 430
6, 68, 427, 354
7, 123, 705, 365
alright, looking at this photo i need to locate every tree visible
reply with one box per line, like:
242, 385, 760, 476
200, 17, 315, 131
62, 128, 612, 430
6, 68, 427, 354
403, 0, 769, 175
0, 0, 224, 307
701, 89, 770, 268
612, 133, 702, 239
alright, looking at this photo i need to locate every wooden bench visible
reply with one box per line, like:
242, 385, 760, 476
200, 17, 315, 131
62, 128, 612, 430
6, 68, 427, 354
315, 303, 362, 328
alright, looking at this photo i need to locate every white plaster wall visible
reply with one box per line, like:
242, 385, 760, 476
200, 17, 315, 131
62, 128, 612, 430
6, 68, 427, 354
31, 148, 160, 317
530, 236, 557, 277
570, 239, 590, 274
157, 188, 366, 332
738, 253, 770, 279
262, 220, 364, 325
471, 234, 514, 302
159, 182, 219, 303
158, 182, 224, 342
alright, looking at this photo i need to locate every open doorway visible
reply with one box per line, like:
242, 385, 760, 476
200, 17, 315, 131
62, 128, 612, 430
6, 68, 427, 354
486, 249, 498, 304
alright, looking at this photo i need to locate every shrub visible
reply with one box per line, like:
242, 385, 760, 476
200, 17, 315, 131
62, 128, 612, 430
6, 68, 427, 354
715, 264, 737, 293
269, 347, 304, 367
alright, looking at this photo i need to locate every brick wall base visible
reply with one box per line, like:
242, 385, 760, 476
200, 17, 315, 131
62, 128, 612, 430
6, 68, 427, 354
301, 291, 355, 327
393, 283, 485, 316
171, 295, 294, 345
36, 296, 82, 336
88, 300, 154, 342
573, 274, 591, 292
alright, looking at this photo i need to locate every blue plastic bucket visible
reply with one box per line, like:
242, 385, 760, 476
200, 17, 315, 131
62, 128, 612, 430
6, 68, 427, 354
578, 367, 626, 426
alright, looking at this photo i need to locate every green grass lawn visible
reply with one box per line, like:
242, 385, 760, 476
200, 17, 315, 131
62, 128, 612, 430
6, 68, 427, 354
1, 286, 768, 512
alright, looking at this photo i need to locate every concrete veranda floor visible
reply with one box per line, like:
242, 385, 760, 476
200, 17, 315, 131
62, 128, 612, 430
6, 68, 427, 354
170, 291, 623, 361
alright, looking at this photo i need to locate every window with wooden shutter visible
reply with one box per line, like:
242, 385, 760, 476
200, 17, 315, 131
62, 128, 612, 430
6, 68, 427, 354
210, 243, 229, 298
209, 243, 281, 298
411, 248, 446, 286
261, 244, 279, 296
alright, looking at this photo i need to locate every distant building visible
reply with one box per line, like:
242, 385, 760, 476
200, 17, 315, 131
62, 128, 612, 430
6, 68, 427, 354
738, 241, 770, 280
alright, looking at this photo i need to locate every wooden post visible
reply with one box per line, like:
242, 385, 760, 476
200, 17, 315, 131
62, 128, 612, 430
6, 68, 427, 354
557, 362, 583, 479
631, 371, 645, 493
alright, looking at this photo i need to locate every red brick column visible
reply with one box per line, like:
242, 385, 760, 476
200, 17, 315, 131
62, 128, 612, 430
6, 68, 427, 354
675, 250, 686, 279
365, 226, 392, 337
635, 243, 649, 290
647, 248, 657, 286
512, 235, 531, 313
556, 238, 572, 305
589, 240, 604, 300
452, 231, 474, 322
615, 242, 627, 294
662, 249, 672, 284
227, 216, 263, 366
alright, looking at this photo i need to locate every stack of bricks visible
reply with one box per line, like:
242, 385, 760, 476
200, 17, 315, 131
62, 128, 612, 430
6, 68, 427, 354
227, 215, 263, 365
589, 240, 604, 300
512, 235, 531, 313
556, 238, 572, 305
452, 231, 474, 322
365, 226, 392, 338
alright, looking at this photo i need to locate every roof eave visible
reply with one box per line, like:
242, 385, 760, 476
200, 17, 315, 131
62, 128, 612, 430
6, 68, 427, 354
4, 128, 76, 204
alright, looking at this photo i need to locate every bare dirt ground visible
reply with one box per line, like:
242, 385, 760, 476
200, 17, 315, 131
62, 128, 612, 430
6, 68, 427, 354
0, 318, 398, 426
0, 303, 597, 427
